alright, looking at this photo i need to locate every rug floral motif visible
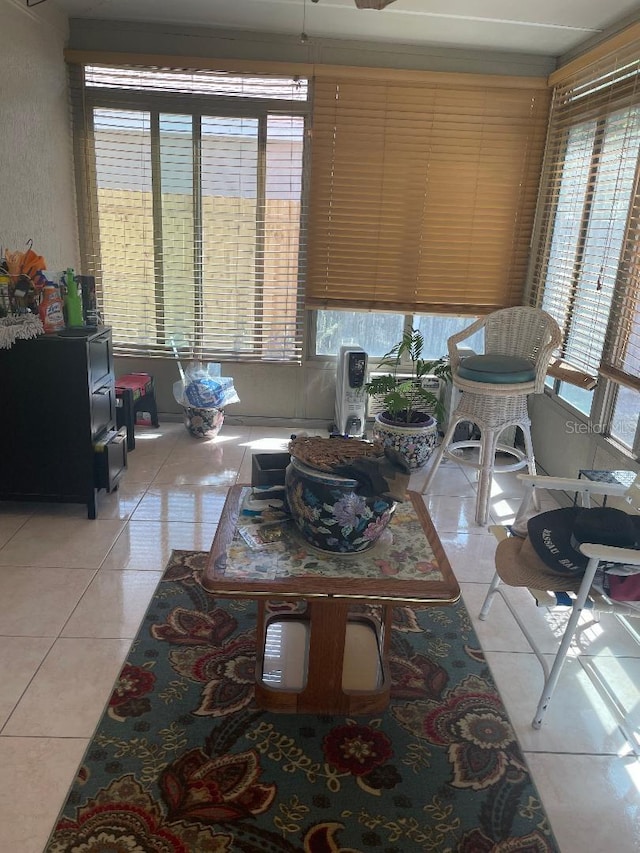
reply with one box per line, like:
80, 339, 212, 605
46, 550, 559, 853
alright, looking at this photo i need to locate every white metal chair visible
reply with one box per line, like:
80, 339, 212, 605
479, 472, 640, 748
422, 306, 562, 525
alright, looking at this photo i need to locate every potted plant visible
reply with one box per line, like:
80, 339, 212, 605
365, 328, 450, 469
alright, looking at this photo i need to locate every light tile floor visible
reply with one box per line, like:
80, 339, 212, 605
0, 422, 638, 852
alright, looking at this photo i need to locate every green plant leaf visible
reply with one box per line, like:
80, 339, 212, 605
364, 327, 450, 425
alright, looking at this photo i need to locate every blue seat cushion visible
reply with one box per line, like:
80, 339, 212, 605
457, 354, 536, 384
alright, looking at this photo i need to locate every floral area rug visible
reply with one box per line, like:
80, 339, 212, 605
46, 550, 559, 853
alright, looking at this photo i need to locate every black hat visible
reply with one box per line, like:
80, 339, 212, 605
527, 506, 640, 576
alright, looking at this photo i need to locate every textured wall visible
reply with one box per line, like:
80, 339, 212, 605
0, 0, 77, 272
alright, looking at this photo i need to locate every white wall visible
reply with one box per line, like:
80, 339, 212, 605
0, 0, 77, 272
118, 355, 338, 424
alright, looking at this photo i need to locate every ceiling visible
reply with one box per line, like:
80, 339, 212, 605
52, 0, 640, 58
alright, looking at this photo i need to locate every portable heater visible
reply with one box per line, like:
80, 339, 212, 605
334, 346, 368, 437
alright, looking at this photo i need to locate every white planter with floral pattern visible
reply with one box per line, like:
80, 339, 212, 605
182, 406, 224, 439
372, 413, 438, 470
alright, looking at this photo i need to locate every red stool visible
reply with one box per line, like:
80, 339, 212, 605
115, 373, 159, 451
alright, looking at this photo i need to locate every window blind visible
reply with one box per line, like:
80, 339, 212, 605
528, 34, 640, 392
69, 62, 309, 362
306, 69, 550, 315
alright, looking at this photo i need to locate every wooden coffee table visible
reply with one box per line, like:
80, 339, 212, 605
203, 486, 460, 715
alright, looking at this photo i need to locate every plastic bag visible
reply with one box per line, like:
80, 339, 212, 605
172, 363, 240, 409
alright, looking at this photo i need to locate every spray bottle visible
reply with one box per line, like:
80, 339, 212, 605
39, 273, 66, 333
64, 268, 84, 327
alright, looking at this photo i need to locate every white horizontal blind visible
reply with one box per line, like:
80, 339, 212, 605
307, 70, 550, 315
528, 39, 640, 391
70, 63, 309, 361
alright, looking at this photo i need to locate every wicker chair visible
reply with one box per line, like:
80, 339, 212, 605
422, 306, 561, 525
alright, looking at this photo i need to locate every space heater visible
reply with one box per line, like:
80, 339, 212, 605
334, 345, 368, 437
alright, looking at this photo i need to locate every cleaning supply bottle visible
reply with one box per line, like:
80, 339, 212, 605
64, 268, 84, 327
39, 283, 66, 333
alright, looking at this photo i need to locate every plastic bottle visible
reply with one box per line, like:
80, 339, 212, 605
39, 284, 66, 333
64, 268, 84, 327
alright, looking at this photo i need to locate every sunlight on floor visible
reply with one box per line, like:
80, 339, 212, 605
209, 433, 242, 445
491, 497, 520, 523
243, 437, 292, 450
616, 750, 640, 792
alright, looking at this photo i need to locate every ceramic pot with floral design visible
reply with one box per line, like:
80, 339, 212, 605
182, 406, 224, 439
372, 412, 438, 470
285, 457, 396, 553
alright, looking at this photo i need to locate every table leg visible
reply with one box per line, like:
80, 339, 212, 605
301, 599, 350, 711
254, 598, 391, 715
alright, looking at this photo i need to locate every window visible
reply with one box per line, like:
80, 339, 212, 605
611, 385, 640, 447
314, 310, 482, 361
315, 311, 405, 358
535, 109, 640, 415
528, 34, 640, 451
413, 314, 484, 359
70, 64, 309, 361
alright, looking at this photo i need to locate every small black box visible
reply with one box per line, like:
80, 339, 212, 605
251, 452, 290, 487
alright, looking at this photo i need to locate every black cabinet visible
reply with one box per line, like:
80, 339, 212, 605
0, 326, 127, 518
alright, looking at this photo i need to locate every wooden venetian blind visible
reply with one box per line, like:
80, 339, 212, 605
68, 59, 309, 362
307, 68, 550, 315
528, 27, 640, 392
